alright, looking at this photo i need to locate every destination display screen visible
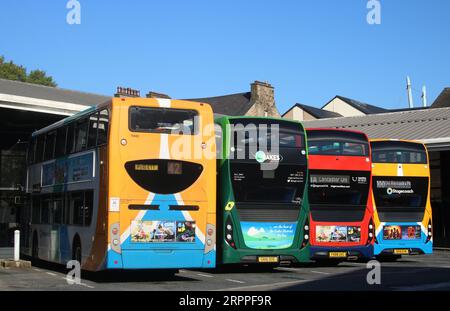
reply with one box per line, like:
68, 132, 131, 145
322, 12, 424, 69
308, 170, 370, 206
372, 177, 428, 208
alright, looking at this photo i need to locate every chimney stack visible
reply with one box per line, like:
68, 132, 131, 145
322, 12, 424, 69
406, 76, 414, 109
115, 86, 141, 98
421, 86, 427, 107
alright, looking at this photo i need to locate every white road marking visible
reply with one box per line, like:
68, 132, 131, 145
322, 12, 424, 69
33, 268, 42, 272
216, 279, 306, 291
197, 273, 214, 278
61, 277, 95, 289
226, 278, 245, 284
393, 282, 450, 291
310, 270, 331, 275
46, 272, 57, 276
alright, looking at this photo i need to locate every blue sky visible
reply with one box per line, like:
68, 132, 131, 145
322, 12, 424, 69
1, 0, 449, 114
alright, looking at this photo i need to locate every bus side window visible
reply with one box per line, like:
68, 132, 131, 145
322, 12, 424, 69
44, 131, 56, 161
63, 193, 71, 225
97, 109, 109, 145
55, 127, 67, 158
52, 197, 63, 225
32, 196, 41, 224
75, 118, 89, 152
70, 192, 84, 226
87, 113, 99, 148
28, 137, 36, 165
84, 191, 93, 226
66, 123, 75, 155
41, 197, 51, 225
35, 135, 45, 163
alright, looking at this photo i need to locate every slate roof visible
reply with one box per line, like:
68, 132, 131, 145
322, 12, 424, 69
303, 107, 450, 143
432, 88, 450, 108
325, 95, 389, 115
283, 103, 342, 119
184, 92, 253, 116
0, 78, 110, 106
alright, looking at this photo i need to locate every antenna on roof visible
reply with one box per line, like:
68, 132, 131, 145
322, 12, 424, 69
406, 76, 414, 109
421, 85, 427, 107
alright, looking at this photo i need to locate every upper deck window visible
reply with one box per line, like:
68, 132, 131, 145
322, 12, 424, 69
371, 141, 427, 164
307, 130, 369, 156
129, 107, 198, 135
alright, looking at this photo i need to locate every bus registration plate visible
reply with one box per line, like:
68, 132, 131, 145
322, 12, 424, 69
394, 249, 409, 255
258, 256, 279, 263
329, 252, 347, 258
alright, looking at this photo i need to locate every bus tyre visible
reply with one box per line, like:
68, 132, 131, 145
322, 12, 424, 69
72, 239, 82, 264
32, 232, 39, 262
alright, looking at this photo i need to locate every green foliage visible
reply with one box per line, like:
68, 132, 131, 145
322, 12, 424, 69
0, 55, 57, 87
27, 69, 57, 87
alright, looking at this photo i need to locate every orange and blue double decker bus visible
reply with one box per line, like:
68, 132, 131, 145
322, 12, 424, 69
21, 97, 217, 271
307, 128, 375, 263
371, 139, 433, 259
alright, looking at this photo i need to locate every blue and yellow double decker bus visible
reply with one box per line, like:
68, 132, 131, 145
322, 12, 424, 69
371, 139, 433, 259
21, 97, 217, 271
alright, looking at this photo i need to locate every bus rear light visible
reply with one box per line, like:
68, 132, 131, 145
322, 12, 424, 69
225, 217, 236, 249
301, 217, 310, 249
204, 224, 216, 254
110, 222, 121, 254
367, 218, 375, 245
426, 220, 433, 243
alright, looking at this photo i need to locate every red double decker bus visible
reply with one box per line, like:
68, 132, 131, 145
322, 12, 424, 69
306, 128, 375, 263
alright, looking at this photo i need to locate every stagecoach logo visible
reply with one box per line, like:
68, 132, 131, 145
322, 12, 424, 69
254, 151, 282, 163
387, 187, 414, 195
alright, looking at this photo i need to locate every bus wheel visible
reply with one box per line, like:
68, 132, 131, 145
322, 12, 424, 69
32, 232, 39, 262
72, 239, 82, 264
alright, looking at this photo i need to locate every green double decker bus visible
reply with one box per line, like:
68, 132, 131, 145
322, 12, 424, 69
215, 116, 310, 266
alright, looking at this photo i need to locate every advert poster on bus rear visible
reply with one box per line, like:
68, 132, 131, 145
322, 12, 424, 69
241, 222, 297, 249
131, 220, 196, 243
383, 225, 421, 240
316, 226, 361, 243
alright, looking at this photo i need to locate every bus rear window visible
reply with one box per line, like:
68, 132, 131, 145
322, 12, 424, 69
371, 141, 427, 164
129, 107, 198, 135
307, 130, 369, 156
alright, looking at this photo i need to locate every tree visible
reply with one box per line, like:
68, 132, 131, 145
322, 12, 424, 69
27, 69, 57, 87
0, 55, 57, 87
